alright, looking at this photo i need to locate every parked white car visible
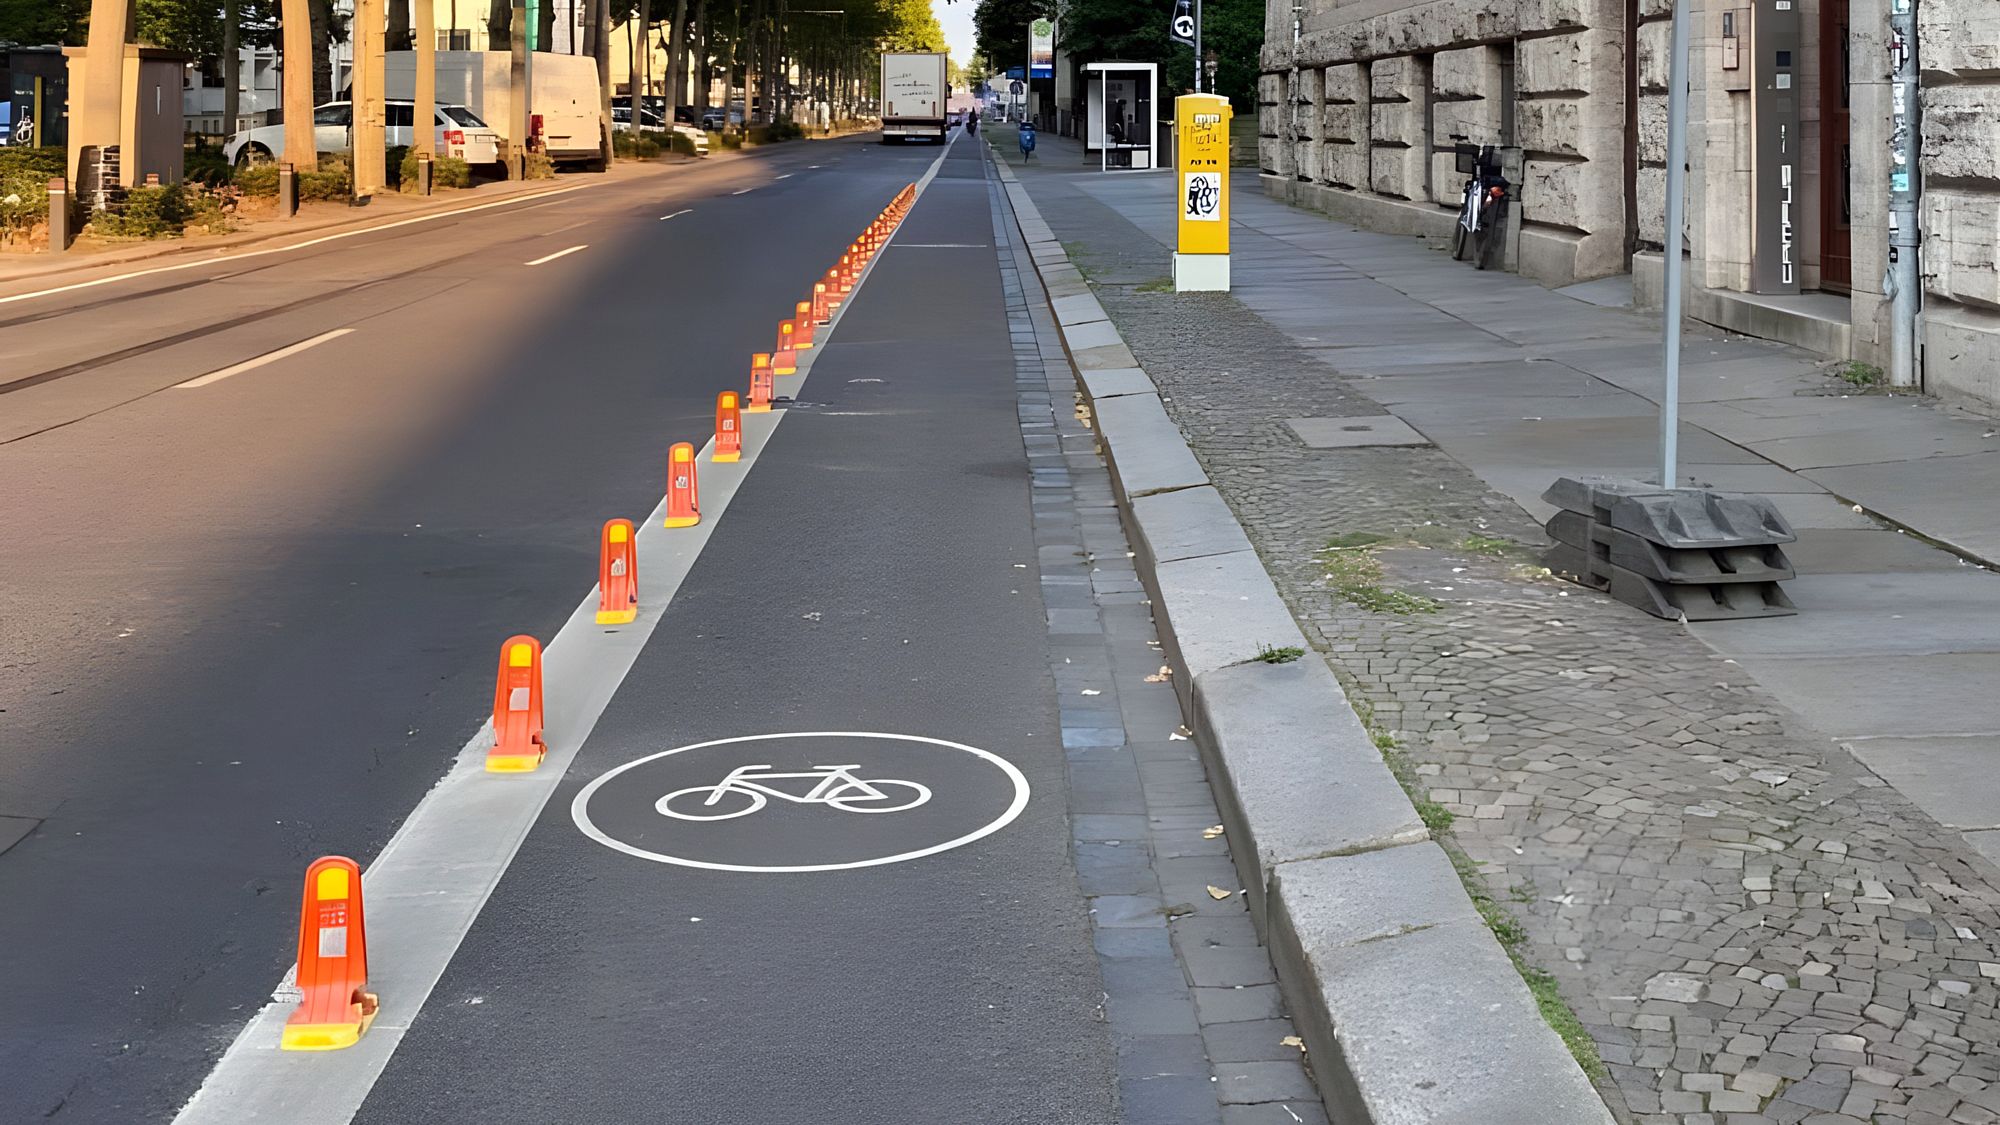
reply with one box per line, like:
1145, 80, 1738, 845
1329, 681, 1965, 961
610, 103, 711, 156
223, 100, 503, 168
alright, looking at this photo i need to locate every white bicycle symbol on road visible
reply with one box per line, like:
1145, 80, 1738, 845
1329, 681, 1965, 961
655, 763, 934, 822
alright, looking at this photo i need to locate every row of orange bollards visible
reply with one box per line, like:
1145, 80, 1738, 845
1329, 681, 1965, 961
277, 182, 920, 1052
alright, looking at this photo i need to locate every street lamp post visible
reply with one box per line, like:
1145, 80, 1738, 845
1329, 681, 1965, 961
1657, 0, 1692, 487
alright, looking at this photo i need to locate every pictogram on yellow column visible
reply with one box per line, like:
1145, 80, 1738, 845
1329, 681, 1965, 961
1173, 94, 1233, 292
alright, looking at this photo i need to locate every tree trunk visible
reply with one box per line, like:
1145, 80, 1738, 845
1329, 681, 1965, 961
310, 0, 337, 102
282, 0, 315, 180
693, 0, 709, 124
537, 0, 555, 52
661, 0, 688, 123
592, 0, 613, 163
222, 0, 240, 140
487, 0, 511, 50
387, 0, 411, 51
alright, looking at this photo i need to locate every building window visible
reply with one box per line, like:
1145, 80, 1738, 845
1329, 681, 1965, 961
439, 30, 473, 50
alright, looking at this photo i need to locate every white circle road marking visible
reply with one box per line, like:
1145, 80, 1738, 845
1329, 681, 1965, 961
571, 731, 1031, 873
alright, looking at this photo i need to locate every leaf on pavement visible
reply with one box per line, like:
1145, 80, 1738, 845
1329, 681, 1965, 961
1202, 825, 1224, 839
1280, 1035, 1305, 1052
1206, 885, 1232, 900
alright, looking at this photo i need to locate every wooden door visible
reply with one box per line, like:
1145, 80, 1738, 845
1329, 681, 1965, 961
1820, 0, 1852, 290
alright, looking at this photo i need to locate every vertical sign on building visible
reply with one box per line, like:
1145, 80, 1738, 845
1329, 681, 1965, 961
1174, 92, 1232, 291
1028, 19, 1055, 79
1748, 0, 1801, 294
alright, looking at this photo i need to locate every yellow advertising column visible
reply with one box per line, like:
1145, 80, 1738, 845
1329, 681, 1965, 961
1173, 93, 1233, 292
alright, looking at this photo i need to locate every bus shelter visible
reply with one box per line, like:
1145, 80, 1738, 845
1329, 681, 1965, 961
1084, 62, 1157, 171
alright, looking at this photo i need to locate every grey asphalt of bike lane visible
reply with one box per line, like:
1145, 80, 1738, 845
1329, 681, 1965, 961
353, 141, 1121, 1122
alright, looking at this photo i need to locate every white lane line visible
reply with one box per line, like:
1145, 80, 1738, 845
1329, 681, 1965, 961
774, 173, 793, 180
174, 329, 355, 389
807, 164, 822, 169
658, 209, 692, 220
0, 184, 593, 307
525, 244, 588, 266
168, 136, 959, 1125
731, 187, 755, 195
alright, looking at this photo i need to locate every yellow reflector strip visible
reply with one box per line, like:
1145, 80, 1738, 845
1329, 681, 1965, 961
509, 643, 533, 668
720, 392, 738, 407
609, 524, 629, 543
316, 867, 349, 900
673, 447, 692, 462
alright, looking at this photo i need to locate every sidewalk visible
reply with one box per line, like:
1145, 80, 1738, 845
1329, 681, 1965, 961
1002, 130, 2000, 1125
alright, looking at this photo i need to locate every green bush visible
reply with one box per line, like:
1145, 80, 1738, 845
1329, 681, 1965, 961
185, 140, 233, 187
765, 118, 804, 142
525, 152, 557, 179
613, 130, 662, 159
385, 145, 411, 186
86, 183, 230, 239
714, 130, 743, 150
234, 161, 279, 196
0, 171, 52, 241
396, 148, 472, 191
232, 152, 349, 200
299, 154, 352, 201
667, 131, 703, 156
0, 146, 66, 180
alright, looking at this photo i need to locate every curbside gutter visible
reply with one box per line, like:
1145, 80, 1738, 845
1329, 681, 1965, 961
992, 156, 1616, 1125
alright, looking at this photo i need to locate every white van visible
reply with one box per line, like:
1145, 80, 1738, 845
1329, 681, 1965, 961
222, 100, 502, 167
382, 51, 606, 171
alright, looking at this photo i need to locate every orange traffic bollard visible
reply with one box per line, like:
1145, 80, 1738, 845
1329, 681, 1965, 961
793, 301, 817, 348
595, 519, 638, 625
664, 442, 701, 528
747, 353, 775, 413
280, 856, 379, 1051
714, 391, 743, 462
487, 635, 546, 772
773, 321, 800, 375
811, 283, 832, 325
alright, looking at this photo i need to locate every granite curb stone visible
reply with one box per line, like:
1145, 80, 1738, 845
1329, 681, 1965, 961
991, 156, 1616, 1125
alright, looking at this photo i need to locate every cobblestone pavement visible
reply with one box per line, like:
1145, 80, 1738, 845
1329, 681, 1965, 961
1013, 164, 2000, 1125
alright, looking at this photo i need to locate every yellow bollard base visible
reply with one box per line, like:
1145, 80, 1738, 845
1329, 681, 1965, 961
594, 608, 638, 625
663, 515, 700, 528
713, 452, 741, 463
280, 1004, 377, 1051
485, 750, 545, 773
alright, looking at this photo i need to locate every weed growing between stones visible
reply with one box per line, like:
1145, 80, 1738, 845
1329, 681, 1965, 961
1254, 644, 1304, 663
1319, 536, 1440, 615
1135, 276, 1174, 293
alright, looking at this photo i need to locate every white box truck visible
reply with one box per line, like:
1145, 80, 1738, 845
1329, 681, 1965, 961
381, 51, 606, 170
879, 52, 948, 143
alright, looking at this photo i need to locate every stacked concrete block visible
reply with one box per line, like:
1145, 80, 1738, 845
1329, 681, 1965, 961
1515, 28, 1627, 282
1321, 63, 1369, 188
1259, 73, 1289, 177
1293, 67, 1323, 182
1368, 56, 1430, 201
1430, 46, 1505, 207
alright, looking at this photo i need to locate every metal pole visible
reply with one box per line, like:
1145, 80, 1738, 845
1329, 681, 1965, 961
1193, 0, 1203, 93
1658, 0, 1691, 488
1887, 0, 1920, 387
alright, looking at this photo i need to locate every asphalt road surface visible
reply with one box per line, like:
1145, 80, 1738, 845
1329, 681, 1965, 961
1, 136, 1124, 1122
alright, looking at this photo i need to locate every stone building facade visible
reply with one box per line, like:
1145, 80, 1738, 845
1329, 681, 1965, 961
1259, 0, 2000, 411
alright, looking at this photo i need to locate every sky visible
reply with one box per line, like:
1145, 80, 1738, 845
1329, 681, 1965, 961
935, 0, 976, 67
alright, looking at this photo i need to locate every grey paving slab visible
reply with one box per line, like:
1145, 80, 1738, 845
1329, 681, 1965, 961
1270, 848, 1616, 1125
1728, 653, 2000, 740
1151, 551, 1311, 708
1082, 366, 1159, 400
1064, 318, 1126, 352
1693, 571, 2000, 656
1806, 450, 2000, 563
1053, 292, 1110, 326
1130, 486, 1258, 565
1782, 527, 1972, 573
1093, 392, 1210, 500
1283, 415, 1430, 448
1845, 736, 2000, 830
1190, 656, 1429, 931
1354, 362, 1631, 405
1075, 340, 1143, 370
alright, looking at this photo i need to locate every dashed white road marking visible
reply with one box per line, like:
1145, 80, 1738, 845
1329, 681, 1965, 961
659, 209, 693, 220
174, 329, 355, 389
525, 244, 588, 266
732, 187, 756, 195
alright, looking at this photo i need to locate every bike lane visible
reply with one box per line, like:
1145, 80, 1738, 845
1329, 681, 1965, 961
347, 142, 1124, 1121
